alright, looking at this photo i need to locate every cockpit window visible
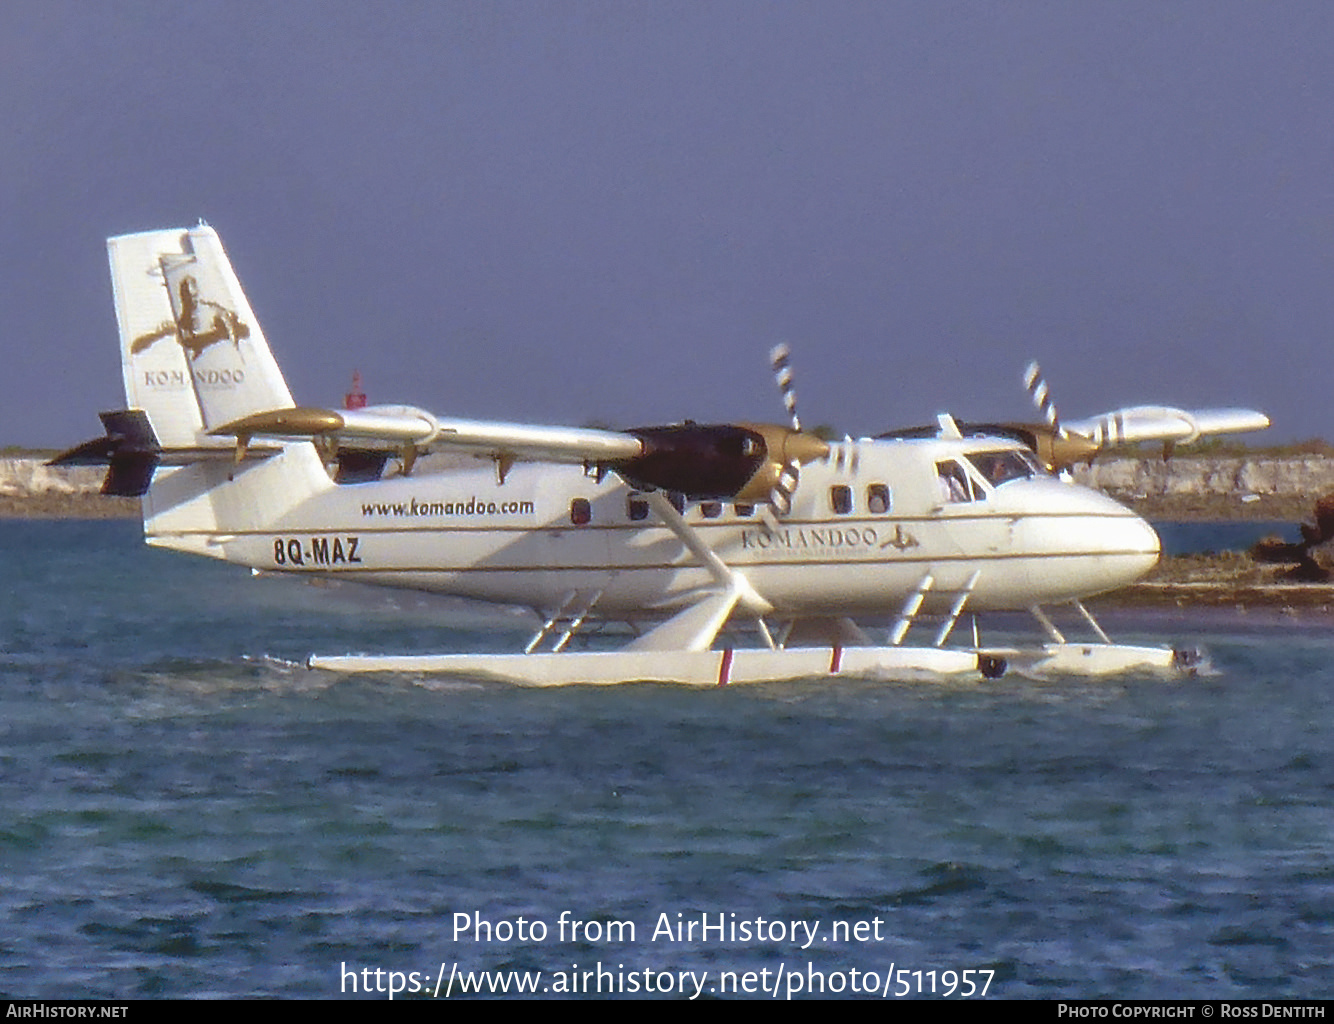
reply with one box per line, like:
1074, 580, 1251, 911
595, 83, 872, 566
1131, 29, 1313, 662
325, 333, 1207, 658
936, 460, 978, 503
965, 449, 1042, 488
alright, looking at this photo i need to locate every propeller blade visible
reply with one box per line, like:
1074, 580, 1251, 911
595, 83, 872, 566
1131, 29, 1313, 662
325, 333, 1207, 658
770, 343, 801, 431
1022, 361, 1063, 437
766, 345, 813, 515
771, 458, 800, 516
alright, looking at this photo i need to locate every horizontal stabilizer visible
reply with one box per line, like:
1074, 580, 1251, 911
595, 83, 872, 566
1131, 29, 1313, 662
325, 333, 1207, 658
50, 408, 281, 497
50, 410, 162, 497
49, 409, 157, 466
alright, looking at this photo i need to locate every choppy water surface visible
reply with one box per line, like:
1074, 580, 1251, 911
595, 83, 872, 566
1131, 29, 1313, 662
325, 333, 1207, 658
2, 520, 1333, 998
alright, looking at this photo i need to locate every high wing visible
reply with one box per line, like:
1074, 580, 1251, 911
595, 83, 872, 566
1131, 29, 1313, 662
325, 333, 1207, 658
211, 404, 642, 461
1060, 406, 1272, 448
209, 403, 644, 480
877, 401, 1269, 475
208, 404, 829, 500
206, 344, 832, 503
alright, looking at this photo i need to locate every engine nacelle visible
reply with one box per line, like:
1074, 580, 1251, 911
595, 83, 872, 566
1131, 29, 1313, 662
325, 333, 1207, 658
612, 422, 829, 501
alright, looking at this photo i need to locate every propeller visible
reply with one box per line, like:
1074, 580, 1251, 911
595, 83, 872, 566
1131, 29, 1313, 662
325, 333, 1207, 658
766, 344, 810, 515
1020, 361, 1104, 471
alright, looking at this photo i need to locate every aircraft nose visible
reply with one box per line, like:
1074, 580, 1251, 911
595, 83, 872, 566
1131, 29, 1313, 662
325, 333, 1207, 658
1082, 490, 1160, 587
999, 479, 1160, 599
1124, 509, 1161, 566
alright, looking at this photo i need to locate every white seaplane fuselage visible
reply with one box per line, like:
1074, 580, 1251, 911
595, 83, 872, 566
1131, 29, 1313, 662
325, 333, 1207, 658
64, 223, 1246, 684
148, 433, 1159, 623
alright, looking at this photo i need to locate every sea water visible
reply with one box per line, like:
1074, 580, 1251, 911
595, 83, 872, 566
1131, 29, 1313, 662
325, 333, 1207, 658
2, 520, 1333, 999
1154, 520, 1302, 556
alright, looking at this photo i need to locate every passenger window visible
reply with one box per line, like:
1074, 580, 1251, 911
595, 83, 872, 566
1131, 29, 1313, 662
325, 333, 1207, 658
668, 492, 685, 514
627, 494, 649, 521
867, 483, 891, 514
700, 501, 722, 519
571, 498, 592, 525
830, 485, 853, 515
733, 503, 754, 517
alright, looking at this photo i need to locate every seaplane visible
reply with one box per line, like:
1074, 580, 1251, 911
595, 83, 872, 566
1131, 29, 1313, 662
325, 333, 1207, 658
54, 224, 1271, 685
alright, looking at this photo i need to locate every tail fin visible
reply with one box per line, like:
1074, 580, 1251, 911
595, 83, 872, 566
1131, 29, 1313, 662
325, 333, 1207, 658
109, 229, 203, 447
104, 225, 329, 549
111, 225, 295, 440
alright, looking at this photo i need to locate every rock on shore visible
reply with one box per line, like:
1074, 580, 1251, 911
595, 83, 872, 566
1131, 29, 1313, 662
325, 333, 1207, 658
0, 458, 138, 518
1075, 456, 1334, 520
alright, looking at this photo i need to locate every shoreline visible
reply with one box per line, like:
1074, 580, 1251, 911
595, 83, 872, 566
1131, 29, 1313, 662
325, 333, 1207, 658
0, 493, 140, 519
1095, 580, 1334, 613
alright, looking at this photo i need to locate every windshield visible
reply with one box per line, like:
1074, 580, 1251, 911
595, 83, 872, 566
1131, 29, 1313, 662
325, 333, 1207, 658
965, 449, 1043, 488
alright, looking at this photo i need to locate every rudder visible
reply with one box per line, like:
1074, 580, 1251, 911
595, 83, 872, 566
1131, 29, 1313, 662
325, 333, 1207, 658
110, 224, 296, 442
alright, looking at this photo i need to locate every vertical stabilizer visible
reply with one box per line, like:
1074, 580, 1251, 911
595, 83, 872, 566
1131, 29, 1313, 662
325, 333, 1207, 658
106, 226, 328, 548
156, 225, 295, 429
110, 224, 296, 440
110, 229, 204, 447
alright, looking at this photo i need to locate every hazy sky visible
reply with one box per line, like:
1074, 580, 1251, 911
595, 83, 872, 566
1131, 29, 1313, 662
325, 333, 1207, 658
3, 1, 1332, 447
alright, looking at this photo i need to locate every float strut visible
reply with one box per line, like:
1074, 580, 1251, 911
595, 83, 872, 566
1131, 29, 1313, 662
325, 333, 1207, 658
935, 570, 980, 647
891, 574, 934, 647
1072, 599, 1112, 644
527, 591, 578, 654
1030, 604, 1066, 644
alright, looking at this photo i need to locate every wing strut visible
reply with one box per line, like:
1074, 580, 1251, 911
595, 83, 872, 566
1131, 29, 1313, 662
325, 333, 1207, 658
622, 492, 774, 653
